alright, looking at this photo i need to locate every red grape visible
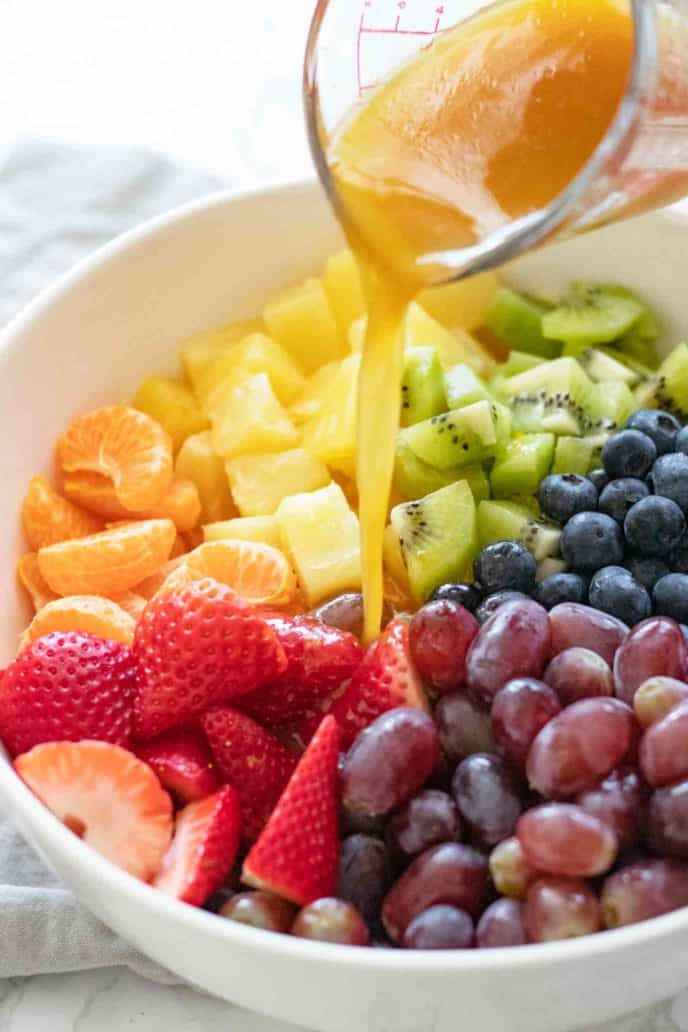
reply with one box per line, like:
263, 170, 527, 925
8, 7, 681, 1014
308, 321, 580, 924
576, 768, 646, 851
491, 679, 561, 768
409, 601, 479, 693
549, 603, 628, 666
451, 754, 523, 849
639, 701, 688, 787
292, 898, 370, 945
219, 892, 296, 933
524, 877, 602, 942
517, 803, 618, 877
634, 676, 688, 729
402, 904, 474, 949
476, 898, 528, 948
613, 617, 688, 706
489, 837, 536, 899
337, 834, 391, 928
526, 698, 636, 798
601, 859, 688, 928
543, 648, 613, 706
436, 691, 495, 764
386, 790, 461, 862
341, 708, 438, 820
647, 780, 688, 858
382, 843, 490, 942
466, 599, 551, 705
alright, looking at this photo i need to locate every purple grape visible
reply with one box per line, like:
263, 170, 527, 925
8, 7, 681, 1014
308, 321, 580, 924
219, 892, 296, 933
386, 790, 461, 862
292, 898, 370, 945
601, 859, 688, 927
633, 676, 688, 729
402, 904, 474, 949
491, 679, 561, 768
543, 648, 613, 706
409, 601, 478, 692
524, 877, 602, 942
517, 803, 618, 877
436, 691, 495, 764
576, 768, 646, 851
451, 753, 523, 849
549, 603, 628, 666
476, 898, 528, 947
465, 599, 551, 705
382, 843, 490, 942
647, 781, 688, 858
341, 708, 439, 820
613, 617, 688, 706
639, 701, 688, 787
489, 837, 536, 899
337, 834, 391, 928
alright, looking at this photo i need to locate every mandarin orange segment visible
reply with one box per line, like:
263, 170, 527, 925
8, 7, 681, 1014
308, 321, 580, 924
21, 595, 136, 650
22, 476, 102, 551
57, 405, 173, 512
17, 554, 59, 612
135, 557, 187, 600
63, 472, 201, 532
164, 539, 297, 607
37, 519, 176, 597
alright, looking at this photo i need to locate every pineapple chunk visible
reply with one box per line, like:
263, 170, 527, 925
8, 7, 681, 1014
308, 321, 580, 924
264, 278, 345, 373
301, 355, 360, 476
210, 372, 299, 459
405, 303, 494, 377
322, 250, 366, 338
417, 272, 499, 332
201, 332, 306, 410
175, 431, 235, 524
349, 317, 366, 354
204, 515, 281, 548
276, 482, 361, 605
289, 362, 341, 426
225, 449, 330, 516
133, 376, 208, 453
181, 318, 263, 398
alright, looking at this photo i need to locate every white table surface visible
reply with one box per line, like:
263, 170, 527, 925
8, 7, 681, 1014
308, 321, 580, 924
1, 1, 688, 1029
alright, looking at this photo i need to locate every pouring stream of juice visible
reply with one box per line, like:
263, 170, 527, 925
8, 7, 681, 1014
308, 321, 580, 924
325, 0, 687, 641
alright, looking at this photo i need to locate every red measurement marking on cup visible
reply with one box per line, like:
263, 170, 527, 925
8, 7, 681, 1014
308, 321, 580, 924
357, 0, 448, 93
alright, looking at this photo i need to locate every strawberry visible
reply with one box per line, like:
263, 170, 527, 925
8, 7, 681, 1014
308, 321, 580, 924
133, 579, 287, 739
242, 715, 340, 906
202, 708, 297, 842
135, 730, 219, 805
153, 785, 241, 906
15, 741, 173, 880
0, 632, 136, 757
240, 615, 363, 725
329, 618, 428, 749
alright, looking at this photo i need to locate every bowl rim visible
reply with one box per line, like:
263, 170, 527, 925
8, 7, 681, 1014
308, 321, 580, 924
2, 176, 688, 973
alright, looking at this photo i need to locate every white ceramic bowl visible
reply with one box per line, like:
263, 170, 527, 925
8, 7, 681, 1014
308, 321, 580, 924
2, 181, 688, 1032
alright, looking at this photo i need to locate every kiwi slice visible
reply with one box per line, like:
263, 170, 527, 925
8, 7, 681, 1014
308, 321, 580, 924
551, 436, 596, 476
542, 284, 645, 346
444, 363, 493, 410
588, 380, 636, 432
498, 350, 547, 377
490, 434, 555, 499
635, 343, 688, 419
486, 288, 562, 358
390, 480, 477, 602
403, 399, 499, 471
395, 438, 489, 503
499, 357, 597, 436
401, 346, 446, 427
571, 347, 641, 387
477, 499, 561, 561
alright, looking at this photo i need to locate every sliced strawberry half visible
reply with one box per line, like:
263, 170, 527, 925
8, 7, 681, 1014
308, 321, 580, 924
15, 741, 173, 880
202, 708, 297, 842
329, 618, 428, 749
242, 715, 340, 906
153, 785, 241, 906
135, 730, 219, 805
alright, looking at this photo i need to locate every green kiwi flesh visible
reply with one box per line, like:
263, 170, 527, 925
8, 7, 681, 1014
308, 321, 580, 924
402, 399, 499, 471
551, 436, 596, 475
486, 288, 562, 358
542, 284, 646, 346
499, 357, 597, 436
444, 363, 493, 410
394, 438, 490, 503
477, 499, 561, 560
490, 434, 555, 498
401, 346, 446, 427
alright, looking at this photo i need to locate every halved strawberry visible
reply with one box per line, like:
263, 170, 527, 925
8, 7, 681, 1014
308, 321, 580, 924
242, 715, 340, 906
133, 579, 287, 739
329, 618, 428, 749
15, 741, 173, 880
135, 730, 219, 805
153, 785, 241, 906
202, 708, 297, 842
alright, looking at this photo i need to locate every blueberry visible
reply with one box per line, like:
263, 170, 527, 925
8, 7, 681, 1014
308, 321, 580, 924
624, 555, 671, 591
537, 474, 598, 525
429, 582, 483, 613
588, 566, 652, 626
672, 538, 688, 574
626, 410, 680, 456
587, 469, 609, 494
676, 427, 688, 456
598, 477, 649, 524
647, 453, 688, 513
560, 512, 624, 571
624, 496, 686, 556
475, 591, 529, 625
653, 573, 688, 624
534, 572, 588, 609
602, 430, 657, 480
474, 542, 536, 595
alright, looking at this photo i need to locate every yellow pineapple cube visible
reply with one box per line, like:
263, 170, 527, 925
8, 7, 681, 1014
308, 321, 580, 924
204, 515, 281, 549
175, 431, 235, 524
301, 355, 360, 476
276, 482, 361, 606
226, 448, 330, 516
404, 302, 495, 378
417, 272, 499, 331
210, 372, 299, 459
289, 362, 341, 426
201, 332, 306, 411
263, 278, 345, 373
322, 250, 366, 338
181, 318, 264, 399
348, 317, 366, 354
133, 376, 209, 453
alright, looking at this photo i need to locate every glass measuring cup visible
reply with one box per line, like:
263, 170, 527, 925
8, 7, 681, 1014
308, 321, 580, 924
304, 0, 688, 286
